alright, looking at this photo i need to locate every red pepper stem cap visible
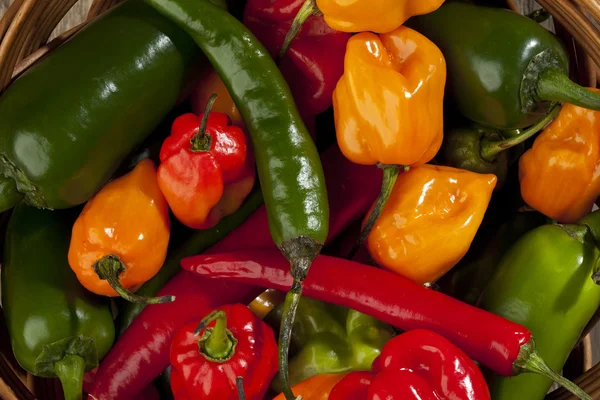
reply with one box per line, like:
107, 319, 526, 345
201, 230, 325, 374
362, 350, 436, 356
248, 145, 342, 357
236, 376, 247, 400
190, 93, 219, 152
515, 338, 591, 400
195, 309, 238, 362
278, 0, 322, 61
92, 254, 175, 304
348, 165, 407, 260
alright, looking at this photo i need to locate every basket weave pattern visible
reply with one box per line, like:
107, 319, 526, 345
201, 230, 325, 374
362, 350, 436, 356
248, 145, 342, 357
0, 0, 599, 399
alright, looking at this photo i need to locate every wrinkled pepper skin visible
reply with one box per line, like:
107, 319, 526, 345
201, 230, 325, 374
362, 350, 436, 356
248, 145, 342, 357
407, 2, 568, 129
243, 0, 350, 117
0, 0, 200, 211
334, 27, 446, 167
68, 159, 170, 298
273, 374, 347, 400
520, 94, 600, 223
317, 0, 445, 34
2, 204, 115, 398
367, 165, 497, 284
481, 212, 600, 399
264, 297, 395, 391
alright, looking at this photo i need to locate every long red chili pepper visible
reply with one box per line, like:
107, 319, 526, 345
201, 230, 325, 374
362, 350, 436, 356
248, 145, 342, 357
88, 145, 381, 399
181, 250, 591, 399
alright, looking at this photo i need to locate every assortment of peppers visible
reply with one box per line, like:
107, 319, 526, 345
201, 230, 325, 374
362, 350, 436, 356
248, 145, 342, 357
4, 0, 600, 400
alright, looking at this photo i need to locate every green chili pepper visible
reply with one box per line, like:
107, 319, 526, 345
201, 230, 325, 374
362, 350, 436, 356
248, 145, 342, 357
408, 2, 600, 130
142, 2, 329, 397
2, 205, 115, 400
481, 210, 600, 399
0, 0, 202, 213
264, 297, 395, 393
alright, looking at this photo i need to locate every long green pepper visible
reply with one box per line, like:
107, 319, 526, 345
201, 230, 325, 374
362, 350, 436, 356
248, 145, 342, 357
142, 1, 329, 398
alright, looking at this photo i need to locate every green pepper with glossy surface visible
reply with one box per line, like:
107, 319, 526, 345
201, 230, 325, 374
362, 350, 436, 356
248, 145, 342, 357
408, 2, 600, 130
2, 204, 115, 400
481, 210, 600, 399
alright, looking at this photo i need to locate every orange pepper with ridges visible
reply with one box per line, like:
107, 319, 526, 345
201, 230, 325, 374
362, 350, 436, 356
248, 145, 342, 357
520, 93, 600, 223
68, 159, 172, 304
366, 165, 496, 285
273, 374, 347, 400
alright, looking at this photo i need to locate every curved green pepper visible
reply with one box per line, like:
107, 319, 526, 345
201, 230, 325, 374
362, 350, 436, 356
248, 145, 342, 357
264, 297, 395, 392
0, 0, 201, 212
408, 2, 600, 130
2, 204, 115, 400
481, 210, 600, 399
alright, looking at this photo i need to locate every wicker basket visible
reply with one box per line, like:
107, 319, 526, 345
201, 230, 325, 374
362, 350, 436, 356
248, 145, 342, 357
0, 0, 600, 399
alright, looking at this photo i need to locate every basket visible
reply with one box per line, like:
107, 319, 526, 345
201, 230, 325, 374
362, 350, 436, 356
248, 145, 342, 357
0, 0, 599, 399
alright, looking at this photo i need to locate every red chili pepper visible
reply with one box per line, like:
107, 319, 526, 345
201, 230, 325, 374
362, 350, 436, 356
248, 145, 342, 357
169, 304, 278, 400
157, 95, 255, 229
243, 0, 351, 117
181, 250, 588, 395
329, 330, 491, 400
88, 145, 381, 399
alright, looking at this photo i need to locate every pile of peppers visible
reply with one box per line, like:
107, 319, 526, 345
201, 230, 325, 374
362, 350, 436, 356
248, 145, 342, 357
2, 0, 600, 400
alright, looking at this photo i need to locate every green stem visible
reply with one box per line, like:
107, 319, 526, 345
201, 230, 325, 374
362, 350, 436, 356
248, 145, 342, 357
54, 354, 85, 400
279, 280, 303, 400
515, 340, 591, 400
278, 0, 321, 61
526, 8, 551, 23
348, 165, 404, 260
237, 377, 247, 400
537, 68, 600, 111
93, 254, 175, 304
480, 103, 560, 160
190, 93, 218, 152
0, 175, 23, 214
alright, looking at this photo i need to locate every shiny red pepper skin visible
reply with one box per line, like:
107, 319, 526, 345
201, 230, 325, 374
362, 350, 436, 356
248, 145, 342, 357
243, 0, 351, 117
88, 146, 381, 399
169, 304, 278, 399
157, 112, 255, 229
181, 250, 532, 378
329, 330, 490, 400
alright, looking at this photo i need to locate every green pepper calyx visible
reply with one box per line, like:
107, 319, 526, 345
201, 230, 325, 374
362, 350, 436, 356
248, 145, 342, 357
54, 354, 86, 400
93, 254, 175, 305
520, 49, 565, 115
190, 93, 218, 152
195, 310, 238, 362
0, 155, 38, 210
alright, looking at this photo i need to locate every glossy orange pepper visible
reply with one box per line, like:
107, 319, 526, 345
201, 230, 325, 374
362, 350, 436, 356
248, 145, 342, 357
190, 68, 245, 128
333, 26, 446, 167
68, 159, 172, 304
520, 94, 600, 223
273, 374, 347, 400
317, 0, 445, 33
366, 165, 497, 285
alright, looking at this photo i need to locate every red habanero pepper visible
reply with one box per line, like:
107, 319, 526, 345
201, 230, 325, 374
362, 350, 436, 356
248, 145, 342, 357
181, 250, 590, 398
329, 330, 490, 400
243, 0, 350, 117
157, 95, 255, 229
88, 145, 381, 399
169, 304, 278, 400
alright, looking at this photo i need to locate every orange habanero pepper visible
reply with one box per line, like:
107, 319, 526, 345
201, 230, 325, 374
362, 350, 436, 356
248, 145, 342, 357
366, 165, 496, 285
191, 68, 245, 129
68, 159, 172, 304
333, 27, 446, 254
273, 374, 347, 400
520, 94, 600, 223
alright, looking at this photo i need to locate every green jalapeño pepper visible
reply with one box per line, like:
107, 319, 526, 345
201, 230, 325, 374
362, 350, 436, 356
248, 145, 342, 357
264, 297, 395, 393
2, 204, 115, 400
481, 210, 600, 400
142, 1, 330, 397
0, 0, 201, 213
408, 2, 600, 130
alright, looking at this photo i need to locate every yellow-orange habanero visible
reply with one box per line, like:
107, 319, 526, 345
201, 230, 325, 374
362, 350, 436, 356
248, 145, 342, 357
68, 159, 172, 304
366, 165, 497, 285
520, 94, 600, 223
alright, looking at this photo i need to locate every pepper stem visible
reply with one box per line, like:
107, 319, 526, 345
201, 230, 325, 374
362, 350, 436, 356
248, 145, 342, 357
279, 280, 303, 400
237, 377, 247, 400
348, 165, 405, 259
278, 0, 321, 61
196, 309, 238, 362
54, 354, 85, 400
480, 103, 561, 160
190, 93, 218, 152
93, 254, 175, 304
515, 339, 591, 400
537, 69, 600, 111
